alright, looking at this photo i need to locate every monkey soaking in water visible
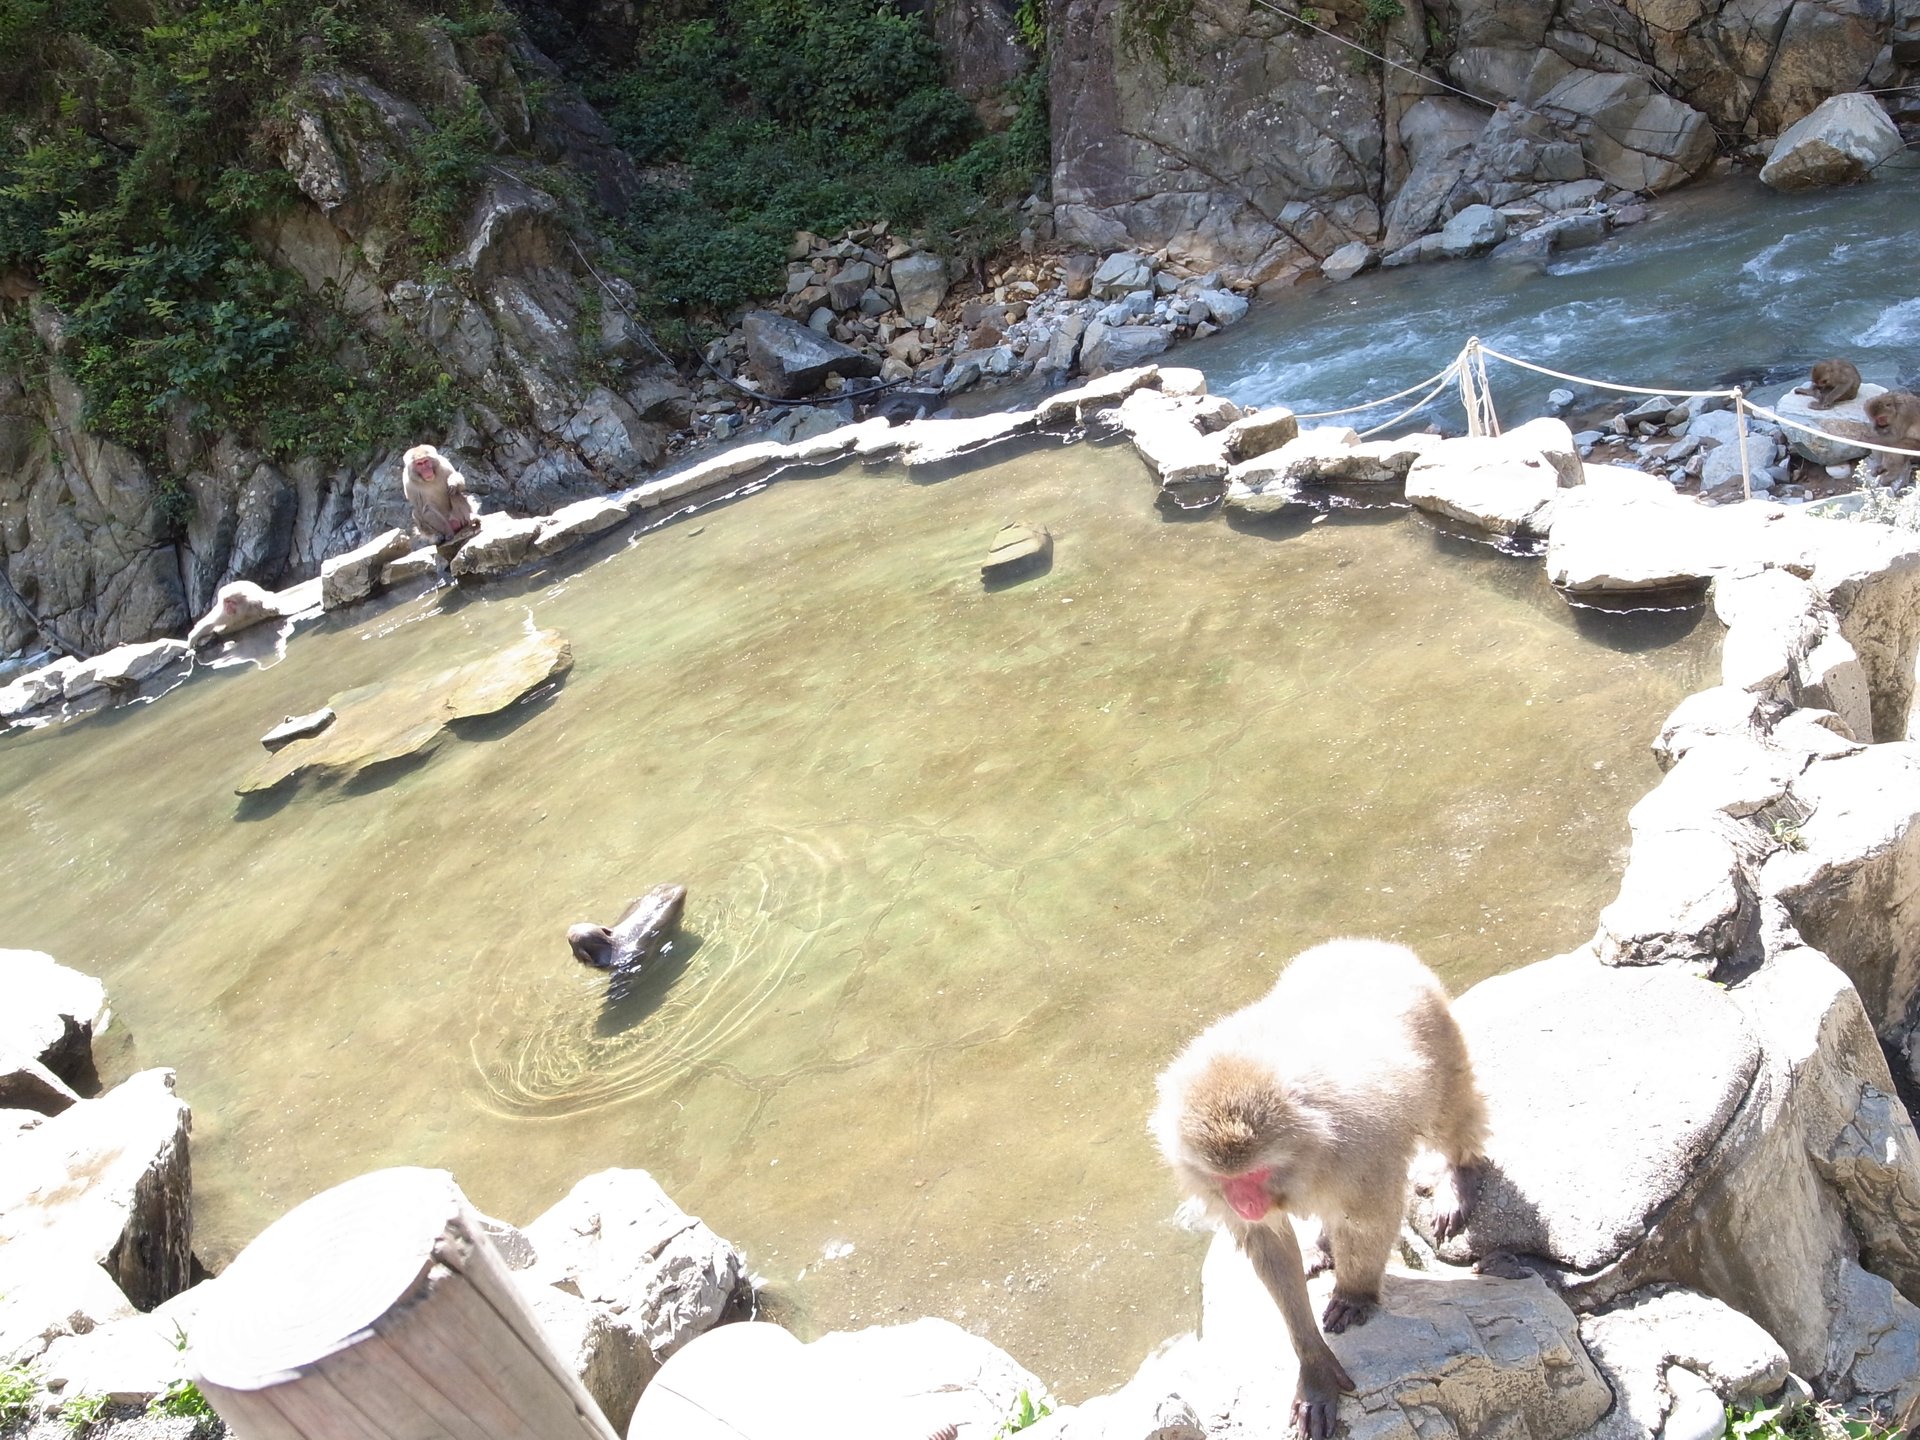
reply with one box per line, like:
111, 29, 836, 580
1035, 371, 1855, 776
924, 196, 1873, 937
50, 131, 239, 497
400, 444, 479, 543
1865, 391, 1920, 487
1151, 939, 1489, 1440
187, 580, 287, 649
1793, 358, 1861, 411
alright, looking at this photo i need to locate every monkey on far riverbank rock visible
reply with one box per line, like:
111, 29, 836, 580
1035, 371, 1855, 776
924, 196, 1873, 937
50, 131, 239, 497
1151, 939, 1488, 1440
1866, 392, 1920, 487
400, 444, 480, 544
1794, 358, 1861, 411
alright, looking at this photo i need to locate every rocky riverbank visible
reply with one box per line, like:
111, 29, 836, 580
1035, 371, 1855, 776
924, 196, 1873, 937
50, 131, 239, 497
10, 363, 1920, 1437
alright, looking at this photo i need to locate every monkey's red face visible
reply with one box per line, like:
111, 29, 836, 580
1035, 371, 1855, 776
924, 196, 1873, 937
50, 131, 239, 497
1220, 1166, 1275, 1220
412, 455, 438, 478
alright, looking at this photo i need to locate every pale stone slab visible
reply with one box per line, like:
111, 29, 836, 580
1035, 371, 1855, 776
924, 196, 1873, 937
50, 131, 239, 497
319, 528, 413, 610
534, 496, 631, 558
0, 1069, 193, 1312
1447, 955, 1760, 1272
1197, 1232, 1611, 1440
451, 512, 543, 578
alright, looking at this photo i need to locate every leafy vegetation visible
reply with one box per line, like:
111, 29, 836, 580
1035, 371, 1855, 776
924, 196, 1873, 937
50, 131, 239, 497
1118, 0, 1197, 73
0, 1363, 36, 1428
59, 1391, 111, 1434
583, 0, 1049, 343
1729, 1399, 1910, 1440
993, 1388, 1054, 1438
148, 1376, 219, 1423
0, 0, 504, 495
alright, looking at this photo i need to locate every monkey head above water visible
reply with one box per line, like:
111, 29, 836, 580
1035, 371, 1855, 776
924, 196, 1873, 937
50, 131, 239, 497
187, 580, 287, 650
1151, 939, 1488, 1440
400, 444, 480, 544
1794, 358, 1862, 411
569, 883, 688, 974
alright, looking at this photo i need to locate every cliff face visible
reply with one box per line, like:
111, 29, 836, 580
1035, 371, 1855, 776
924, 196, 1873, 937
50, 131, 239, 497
0, 24, 689, 657
1049, 0, 1920, 285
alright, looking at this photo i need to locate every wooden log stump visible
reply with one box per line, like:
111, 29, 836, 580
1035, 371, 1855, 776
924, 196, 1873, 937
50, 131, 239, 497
191, 1167, 619, 1440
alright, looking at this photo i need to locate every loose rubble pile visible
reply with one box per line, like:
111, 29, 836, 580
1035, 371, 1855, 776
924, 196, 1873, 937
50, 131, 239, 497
669, 179, 1651, 459
1559, 379, 1887, 505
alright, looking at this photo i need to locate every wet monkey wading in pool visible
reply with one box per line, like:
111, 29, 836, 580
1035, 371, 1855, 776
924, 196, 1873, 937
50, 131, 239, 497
1151, 939, 1489, 1439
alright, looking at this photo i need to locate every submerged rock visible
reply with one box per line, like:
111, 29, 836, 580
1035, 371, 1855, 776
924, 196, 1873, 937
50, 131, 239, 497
235, 627, 572, 794
981, 523, 1053, 584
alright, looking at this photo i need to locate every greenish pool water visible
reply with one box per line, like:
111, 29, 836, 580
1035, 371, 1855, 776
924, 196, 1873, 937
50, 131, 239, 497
0, 436, 1714, 1396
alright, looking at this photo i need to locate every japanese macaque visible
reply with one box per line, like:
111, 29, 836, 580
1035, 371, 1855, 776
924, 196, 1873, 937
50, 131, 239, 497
187, 580, 285, 649
400, 444, 479, 543
569, 883, 688, 974
1151, 940, 1489, 1440
1865, 391, 1920, 486
1794, 358, 1861, 411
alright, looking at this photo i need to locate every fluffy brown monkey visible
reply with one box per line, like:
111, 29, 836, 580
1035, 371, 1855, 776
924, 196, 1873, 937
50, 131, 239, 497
400, 444, 479, 542
1794, 358, 1861, 411
1865, 391, 1920, 486
1151, 939, 1488, 1440
187, 580, 285, 649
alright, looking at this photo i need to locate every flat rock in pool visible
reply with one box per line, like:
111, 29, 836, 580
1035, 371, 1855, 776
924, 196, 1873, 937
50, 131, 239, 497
981, 523, 1052, 583
235, 629, 572, 795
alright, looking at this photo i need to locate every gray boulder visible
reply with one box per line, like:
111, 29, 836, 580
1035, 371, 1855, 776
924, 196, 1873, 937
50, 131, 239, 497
0, 950, 107, 1090
521, 1168, 748, 1367
1091, 252, 1154, 300
741, 311, 881, 400
1435, 204, 1508, 259
1761, 94, 1904, 191
1404, 419, 1580, 538
889, 253, 949, 323
1080, 321, 1172, 377
1320, 242, 1374, 282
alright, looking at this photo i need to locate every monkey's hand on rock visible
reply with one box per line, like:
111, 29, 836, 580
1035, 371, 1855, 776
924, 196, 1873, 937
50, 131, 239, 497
1292, 1355, 1355, 1440
1321, 1290, 1376, 1333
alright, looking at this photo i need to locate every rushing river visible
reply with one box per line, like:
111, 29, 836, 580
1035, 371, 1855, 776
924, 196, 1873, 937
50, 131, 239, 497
21, 162, 1914, 1398
1197, 161, 1920, 427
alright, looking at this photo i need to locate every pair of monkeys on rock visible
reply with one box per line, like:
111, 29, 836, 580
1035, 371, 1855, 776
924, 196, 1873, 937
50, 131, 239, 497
1796, 358, 1920, 485
1152, 939, 1487, 1439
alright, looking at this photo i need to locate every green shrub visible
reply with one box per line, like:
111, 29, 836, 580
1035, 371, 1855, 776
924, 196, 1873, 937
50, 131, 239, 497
0, 1364, 37, 1427
60, 1391, 111, 1434
589, 0, 1047, 326
148, 1377, 218, 1422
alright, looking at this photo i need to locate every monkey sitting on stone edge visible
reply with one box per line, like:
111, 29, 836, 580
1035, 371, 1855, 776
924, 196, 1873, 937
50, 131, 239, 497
1794, 358, 1861, 411
400, 443, 480, 543
1151, 939, 1488, 1440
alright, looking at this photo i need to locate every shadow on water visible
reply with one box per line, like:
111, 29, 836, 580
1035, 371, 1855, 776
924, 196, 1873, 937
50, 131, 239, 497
338, 745, 442, 797
594, 930, 703, 1035
981, 552, 1055, 591
445, 677, 569, 743
1565, 598, 1707, 653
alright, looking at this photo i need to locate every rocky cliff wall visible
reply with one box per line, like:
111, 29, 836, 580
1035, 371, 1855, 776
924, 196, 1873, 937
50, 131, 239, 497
1050, 0, 1920, 284
0, 29, 689, 659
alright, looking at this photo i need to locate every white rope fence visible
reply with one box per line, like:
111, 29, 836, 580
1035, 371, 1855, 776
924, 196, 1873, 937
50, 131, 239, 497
1297, 336, 1920, 503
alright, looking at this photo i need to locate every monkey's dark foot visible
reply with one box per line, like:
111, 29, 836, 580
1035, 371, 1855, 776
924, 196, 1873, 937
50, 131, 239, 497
1432, 1159, 1484, 1244
1292, 1361, 1353, 1440
1321, 1291, 1376, 1333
